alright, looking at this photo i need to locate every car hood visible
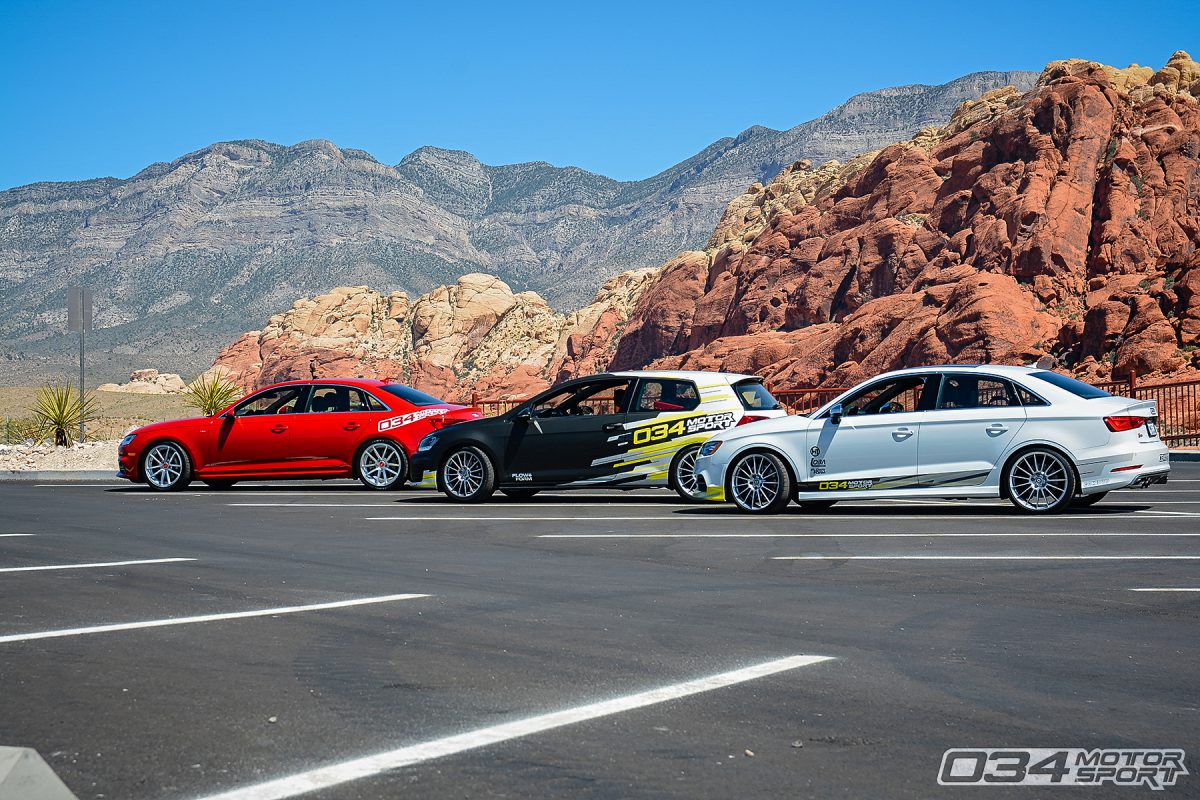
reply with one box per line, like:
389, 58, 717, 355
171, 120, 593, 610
130, 416, 210, 437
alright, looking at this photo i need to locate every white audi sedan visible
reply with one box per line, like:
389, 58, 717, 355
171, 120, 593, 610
693, 365, 1170, 514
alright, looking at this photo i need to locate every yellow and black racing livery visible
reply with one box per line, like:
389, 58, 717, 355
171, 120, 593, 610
409, 370, 786, 492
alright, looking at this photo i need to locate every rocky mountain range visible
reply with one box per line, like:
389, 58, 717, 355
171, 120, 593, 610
211, 51, 1200, 400
0, 69, 1035, 383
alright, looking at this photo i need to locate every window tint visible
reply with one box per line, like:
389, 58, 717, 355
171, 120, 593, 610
234, 386, 306, 416
530, 380, 634, 417
381, 384, 446, 407
734, 380, 781, 411
936, 376, 1020, 409
633, 379, 701, 412
307, 386, 378, 413
1015, 385, 1048, 406
839, 375, 934, 417
1030, 371, 1110, 399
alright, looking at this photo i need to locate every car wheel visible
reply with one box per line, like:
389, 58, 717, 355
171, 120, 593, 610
438, 446, 496, 503
669, 444, 706, 503
500, 488, 540, 500
728, 451, 792, 514
202, 479, 238, 490
357, 439, 409, 490
141, 441, 192, 492
1004, 448, 1076, 514
799, 500, 837, 511
1072, 491, 1108, 507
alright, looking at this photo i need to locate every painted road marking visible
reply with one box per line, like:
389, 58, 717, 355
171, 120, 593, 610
191, 654, 833, 800
0, 593, 428, 644
773, 555, 1200, 561
364, 514, 1200, 521
0, 557, 195, 574
539, 532, 1200, 538
229, 503, 693, 508
1129, 587, 1200, 592
0, 534, 35, 538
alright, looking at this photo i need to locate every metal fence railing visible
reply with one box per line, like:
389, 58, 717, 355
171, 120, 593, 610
468, 370, 1200, 447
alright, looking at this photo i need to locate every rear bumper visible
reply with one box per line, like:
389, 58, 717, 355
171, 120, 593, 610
1076, 441, 1170, 495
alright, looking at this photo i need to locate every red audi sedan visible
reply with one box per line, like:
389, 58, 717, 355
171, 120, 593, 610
117, 379, 484, 491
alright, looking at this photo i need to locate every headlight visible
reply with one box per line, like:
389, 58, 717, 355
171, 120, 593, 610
417, 434, 438, 453
699, 440, 722, 458
119, 433, 137, 448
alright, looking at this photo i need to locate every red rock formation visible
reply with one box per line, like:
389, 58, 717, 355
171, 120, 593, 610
611, 52, 1200, 386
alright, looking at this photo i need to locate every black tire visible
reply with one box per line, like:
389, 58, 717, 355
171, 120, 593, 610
727, 451, 793, 514
1072, 491, 1108, 507
202, 479, 238, 490
669, 444, 706, 503
356, 438, 409, 490
141, 441, 193, 492
500, 488, 540, 500
1003, 447, 1077, 514
437, 445, 496, 503
799, 500, 838, 511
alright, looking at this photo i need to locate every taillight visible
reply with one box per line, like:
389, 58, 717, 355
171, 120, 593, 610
429, 417, 462, 430
1103, 416, 1146, 432
737, 415, 769, 427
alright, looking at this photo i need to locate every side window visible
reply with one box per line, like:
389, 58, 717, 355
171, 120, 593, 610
234, 386, 306, 416
936, 376, 1020, 410
1016, 385, 1048, 406
734, 380, 781, 411
359, 391, 388, 411
530, 380, 634, 417
633, 379, 701, 412
839, 376, 931, 417
307, 386, 352, 413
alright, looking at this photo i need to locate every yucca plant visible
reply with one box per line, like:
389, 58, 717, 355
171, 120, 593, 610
183, 372, 242, 417
3, 416, 49, 446
32, 383, 98, 447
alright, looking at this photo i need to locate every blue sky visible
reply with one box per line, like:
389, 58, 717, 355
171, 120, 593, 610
0, 0, 1195, 189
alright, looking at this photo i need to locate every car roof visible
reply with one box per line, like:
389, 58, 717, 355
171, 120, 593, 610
606, 369, 759, 383
871, 364, 1042, 379
258, 378, 394, 390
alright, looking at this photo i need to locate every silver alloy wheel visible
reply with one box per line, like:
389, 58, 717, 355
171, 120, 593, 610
676, 447, 702, 497
1007, 450, 1070, 511
360, 441, 405, 488
144, 443, 184, 489
444, 449, 486, 498
730, 453, 782, 511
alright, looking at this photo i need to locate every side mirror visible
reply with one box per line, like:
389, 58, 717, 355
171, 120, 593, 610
515, 407, 532, 422
829, 403, 844, 425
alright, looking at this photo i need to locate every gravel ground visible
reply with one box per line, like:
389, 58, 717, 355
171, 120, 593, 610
0, 440, 119, 471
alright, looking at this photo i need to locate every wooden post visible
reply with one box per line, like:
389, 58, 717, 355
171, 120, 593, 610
1129, 368, 1137, 395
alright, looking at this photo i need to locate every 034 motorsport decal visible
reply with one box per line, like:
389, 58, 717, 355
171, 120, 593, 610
378, 407, 447, 432
939, 748, 1187, 789
578, 411, 740, 486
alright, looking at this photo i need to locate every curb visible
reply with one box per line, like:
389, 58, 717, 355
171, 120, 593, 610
1170, 450, 1200, 462
0, 470, 119, 482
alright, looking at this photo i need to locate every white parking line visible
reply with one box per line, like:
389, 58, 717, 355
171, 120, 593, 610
1129, 588, 1200, 592
773, 555, 1200, 561
539, 532, 1200, 538
0, 593, 428, 644
0, 533, 35, 538
364, 514, 1200, 521
191, 653, 833, 800
230, 503, 691, 509
0, 557, 195, 574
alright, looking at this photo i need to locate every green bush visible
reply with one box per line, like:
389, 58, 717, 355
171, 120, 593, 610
32, 384, 98, 447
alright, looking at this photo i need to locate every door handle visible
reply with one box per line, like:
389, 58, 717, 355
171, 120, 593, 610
343, 422, 360, 431
602, 423, 623, 431
986, 424, 1009, 435
892, 427, 914, 440
271, 425, 287, 434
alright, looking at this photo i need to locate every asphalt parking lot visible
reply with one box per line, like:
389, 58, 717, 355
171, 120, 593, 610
1, 465, 1198, 799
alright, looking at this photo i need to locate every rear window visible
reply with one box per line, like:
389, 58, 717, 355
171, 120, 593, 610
734, 380, 781, 411
1030, 371, 1111, 400
381, 384, 446, 407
